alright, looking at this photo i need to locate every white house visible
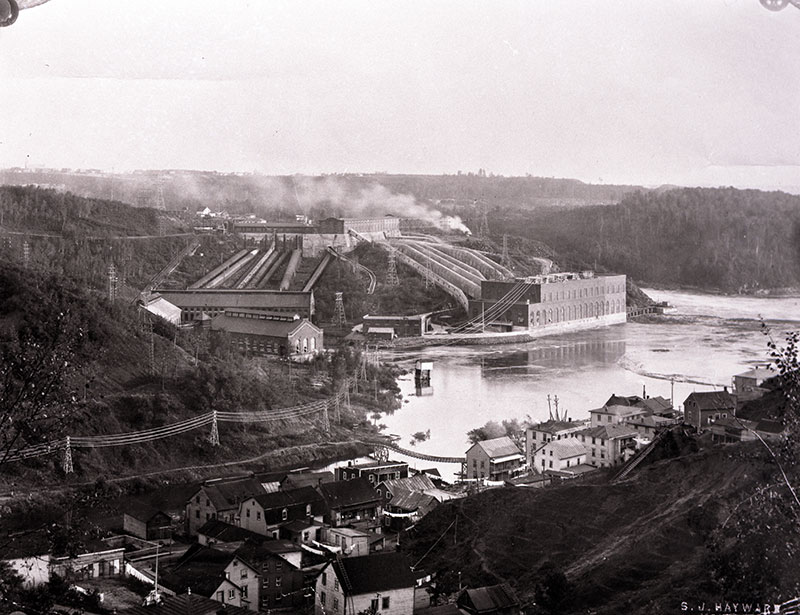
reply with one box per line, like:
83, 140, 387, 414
535, 439, 587, 472
315, 552, 416, 615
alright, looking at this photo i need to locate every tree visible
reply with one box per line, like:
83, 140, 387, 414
0, 272, 88, 467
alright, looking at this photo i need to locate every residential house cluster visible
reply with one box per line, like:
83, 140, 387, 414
523, 394, 681, 475
160, 459, 457, 611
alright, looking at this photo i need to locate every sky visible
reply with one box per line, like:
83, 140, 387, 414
1, 0, 800, 190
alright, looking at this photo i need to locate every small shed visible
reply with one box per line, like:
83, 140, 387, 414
123, 500, 173, 541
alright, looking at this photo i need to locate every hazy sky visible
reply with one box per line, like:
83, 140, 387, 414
2, 0, 799, 189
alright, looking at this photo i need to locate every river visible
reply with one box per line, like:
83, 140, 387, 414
378, 289, 800, 480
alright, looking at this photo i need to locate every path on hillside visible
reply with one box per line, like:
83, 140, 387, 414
0, 439, 368, 503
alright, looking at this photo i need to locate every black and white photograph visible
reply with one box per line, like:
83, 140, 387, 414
1, 1, 800, 614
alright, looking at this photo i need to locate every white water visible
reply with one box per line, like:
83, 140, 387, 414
379, 289, 800, 480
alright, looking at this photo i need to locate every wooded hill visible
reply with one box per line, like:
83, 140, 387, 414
491, 187, 800, 292
0, 262, 392, 489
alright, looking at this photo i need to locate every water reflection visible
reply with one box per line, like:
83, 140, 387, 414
478, 339, 627, 377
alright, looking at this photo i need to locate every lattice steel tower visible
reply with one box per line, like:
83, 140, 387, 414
501, 234, 511, 268
333, 292, 347, 326
478, 201, 490, 238
108, 263, 119, 302
386, 249, 399, 286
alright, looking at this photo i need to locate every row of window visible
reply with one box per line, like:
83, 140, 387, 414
531, 299, 624, 326
542, 282, 624, 303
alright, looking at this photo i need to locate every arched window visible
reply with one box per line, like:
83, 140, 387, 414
535, 311, 540, 326
310, 337, 316, 351
281, 508, 288, 521
547, 308, 552, 323
303, 337, 308, 353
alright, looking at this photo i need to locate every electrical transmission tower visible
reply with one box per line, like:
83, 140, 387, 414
501, 234, 511, 269
209, 410, 220, 446
478, 202, 490, 238
386, 249, 399, 286
108, 263, 119, 302
148, 320, 156, 375
333, 292, 347, 326
22, 239, 30, 268
62, 437, 74, 474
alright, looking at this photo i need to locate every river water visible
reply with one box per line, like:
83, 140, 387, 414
379, 289, 800, 480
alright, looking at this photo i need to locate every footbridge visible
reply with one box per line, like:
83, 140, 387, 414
361, 439, 465, 464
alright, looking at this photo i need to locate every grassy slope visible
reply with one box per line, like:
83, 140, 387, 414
404, 429, 799, 614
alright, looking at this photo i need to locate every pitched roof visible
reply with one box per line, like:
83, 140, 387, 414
468, 436, 522, 459
162, 545, 242, 597
531, 419, 584, 434
282, 519, 314, 533
211, 313, 319, 338
123, 499, 170, 523
736, 367, 773, 381
604, 394, 645, 407
575, 424, 638, 440
250, 485, 325, 511
196, 519, 264, 544
156, 289, 313, 310
684, 390, 736, 410
388, 490, 439, 514
379, 474, 436, 494
234, 540, 301, 569
641, 396, 674, 414
121, 592, 252, 615
545, 439, 586, 459
331, 552, 416, 595
196, 477, 266, 512
281, 471, 335, 490
457, 583, 519, 614
319, 478, 380, 509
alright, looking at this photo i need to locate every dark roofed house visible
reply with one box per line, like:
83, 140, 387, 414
121, 592, 253, 615
185, 476, 267, 536
318, 477, 383, 528
238, 486, 326, 538
756, 419, 785, 441
281, 470, 335, 491
196, 519, 266, 549
456, 583, 521, 615
233, 540, 307, 611
314, 552, 416, 615
159, 544, 261, 611
337, 459, 409, 484
123, 500, 173, 541
684, 390, 736, 433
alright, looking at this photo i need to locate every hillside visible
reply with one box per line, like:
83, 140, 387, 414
0, 262, 393, 489
491, 187, 800, 293
404, 431, 800, 613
